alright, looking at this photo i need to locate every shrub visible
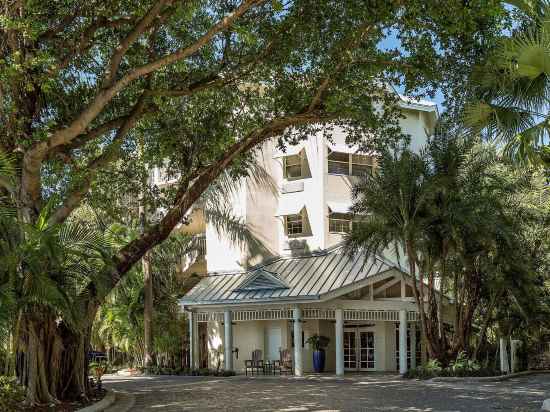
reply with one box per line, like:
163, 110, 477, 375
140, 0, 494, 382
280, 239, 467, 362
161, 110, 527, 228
404, 355, 500, 380
0, 376, 25, 411
447, 351, 481, 376
403, 359, 442, 380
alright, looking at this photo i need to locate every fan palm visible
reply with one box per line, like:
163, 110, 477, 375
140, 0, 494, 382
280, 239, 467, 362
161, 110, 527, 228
465, 0, 550, 166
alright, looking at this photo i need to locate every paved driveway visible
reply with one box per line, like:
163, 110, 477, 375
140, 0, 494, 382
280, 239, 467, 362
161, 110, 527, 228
103, 373, 549, 411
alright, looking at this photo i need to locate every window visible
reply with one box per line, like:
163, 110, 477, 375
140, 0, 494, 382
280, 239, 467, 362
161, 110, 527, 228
285, 213, 303, 235
328, 151, 375, 176
329, 213, 352, 233
328, 151, 349, 175
284, 153, 302, 179
351, 154, 374, 177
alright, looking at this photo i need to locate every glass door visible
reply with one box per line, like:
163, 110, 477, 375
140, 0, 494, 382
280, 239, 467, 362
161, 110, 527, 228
343, 329, 357, 370
344, 327, 376, 371
358, 329, 375, 370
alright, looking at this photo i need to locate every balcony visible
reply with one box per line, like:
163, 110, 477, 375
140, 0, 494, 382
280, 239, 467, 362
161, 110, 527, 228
192, 233, 206, 258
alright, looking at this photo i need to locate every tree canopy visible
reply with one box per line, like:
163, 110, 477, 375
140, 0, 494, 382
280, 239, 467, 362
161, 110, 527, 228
0, 0, 511, 404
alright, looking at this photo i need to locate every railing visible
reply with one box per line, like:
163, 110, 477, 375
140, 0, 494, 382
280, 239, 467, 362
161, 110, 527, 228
193, 308, 418, 323
193, 234, 206, 257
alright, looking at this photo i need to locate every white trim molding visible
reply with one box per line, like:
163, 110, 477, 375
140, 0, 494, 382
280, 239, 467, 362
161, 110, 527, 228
194, 308, 419, 323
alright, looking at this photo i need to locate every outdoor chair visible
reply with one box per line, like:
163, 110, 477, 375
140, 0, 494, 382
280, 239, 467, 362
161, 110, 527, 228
273, 348, 293, 375
245, 349, 265, 375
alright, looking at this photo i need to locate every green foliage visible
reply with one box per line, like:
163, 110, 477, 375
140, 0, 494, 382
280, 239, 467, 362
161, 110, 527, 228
0, 376, 25, 411
448, 352, 481, 375
348, 124, 549, 360
465, 0, 550, 166
306, 335, 330, 351
404, 356, 497, 379
404, 359, 443, 379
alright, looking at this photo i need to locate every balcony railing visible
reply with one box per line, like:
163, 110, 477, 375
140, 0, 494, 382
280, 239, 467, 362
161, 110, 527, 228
192, 234, 206, 257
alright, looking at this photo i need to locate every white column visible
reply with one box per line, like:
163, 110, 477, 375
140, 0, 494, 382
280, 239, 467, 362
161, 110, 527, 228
399, 310, 408, 374
335, 309, 344, 376
224, 309, 233, 371
410, 322, 417, 369
500, 337, 509, 374
293, 307, 303, 376
188, 312, 198, 369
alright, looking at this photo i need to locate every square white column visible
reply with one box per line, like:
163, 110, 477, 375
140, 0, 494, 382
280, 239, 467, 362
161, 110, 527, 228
293, 307, 303, 376
500, 337, 509, 374
410, 322, 416, 369
399, 310, 408, 374
335, 308, 344, 376
224, 309, 233, 371
189, 312, 199, 369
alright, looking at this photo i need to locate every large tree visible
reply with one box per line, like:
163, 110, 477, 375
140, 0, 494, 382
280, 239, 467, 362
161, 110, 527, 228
0, 0, 505, 404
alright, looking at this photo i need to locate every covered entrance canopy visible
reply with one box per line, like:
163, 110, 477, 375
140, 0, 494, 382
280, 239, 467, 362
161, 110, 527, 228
180, 245, 434, 376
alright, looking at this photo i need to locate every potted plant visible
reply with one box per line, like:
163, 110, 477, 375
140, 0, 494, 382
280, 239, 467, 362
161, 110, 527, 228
306, 335, 330, 373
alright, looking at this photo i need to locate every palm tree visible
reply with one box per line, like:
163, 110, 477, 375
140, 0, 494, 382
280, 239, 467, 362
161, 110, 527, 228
466, 0, 550, 166
347, 148, 445, 357
348, 127, 535, 362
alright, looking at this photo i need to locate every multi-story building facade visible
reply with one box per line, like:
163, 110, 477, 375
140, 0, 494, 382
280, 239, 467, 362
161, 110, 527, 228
178, 95, 451, 376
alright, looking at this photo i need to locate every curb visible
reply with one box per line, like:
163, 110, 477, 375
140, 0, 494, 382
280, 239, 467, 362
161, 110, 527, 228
429, 369, 550, 383
77, 390, 116, 412
542, 398, 550, 411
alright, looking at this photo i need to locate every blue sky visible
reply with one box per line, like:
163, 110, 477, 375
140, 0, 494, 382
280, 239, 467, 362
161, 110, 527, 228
378, 32, 446, 112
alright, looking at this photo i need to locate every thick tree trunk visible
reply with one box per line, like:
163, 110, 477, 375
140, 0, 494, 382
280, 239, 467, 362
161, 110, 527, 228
472, 290, 501, 360
17, 306, 97, 406
451, 264, 482, 356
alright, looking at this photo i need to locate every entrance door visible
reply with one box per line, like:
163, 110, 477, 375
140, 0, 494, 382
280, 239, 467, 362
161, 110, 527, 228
343, 329, 357, 370
267, 327, 282, 361
344, 327, 376, 371
358, 328, 375, 371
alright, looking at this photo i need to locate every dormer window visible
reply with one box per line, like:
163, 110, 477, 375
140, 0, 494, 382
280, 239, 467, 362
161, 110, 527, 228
329, 213, 352, 233
327, 151, 349, 174
284, 154, 302, 179
328, 150, 375, 176
283, 149, 310, 180
351, 154, 375, 177
285, 213, 303, 235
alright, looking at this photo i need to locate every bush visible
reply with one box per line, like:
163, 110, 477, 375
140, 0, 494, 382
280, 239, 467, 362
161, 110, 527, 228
447, 352, 481, 376
403, 359, 442, 379
0, 376, 25, 411
404, 354, 500, 380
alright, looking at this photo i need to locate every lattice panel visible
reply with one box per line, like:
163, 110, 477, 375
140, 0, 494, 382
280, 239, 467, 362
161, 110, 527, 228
194, 309, 418, 323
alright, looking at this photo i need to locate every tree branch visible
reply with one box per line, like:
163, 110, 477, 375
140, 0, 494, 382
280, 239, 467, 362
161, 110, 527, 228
102, 0, 172, 88
22, 0, 265, 204
54, 16, 137, 74
48, 93, 149, 225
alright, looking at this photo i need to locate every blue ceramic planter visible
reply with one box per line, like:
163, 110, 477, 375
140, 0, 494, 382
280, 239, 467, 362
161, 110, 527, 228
313, 350, 326, 373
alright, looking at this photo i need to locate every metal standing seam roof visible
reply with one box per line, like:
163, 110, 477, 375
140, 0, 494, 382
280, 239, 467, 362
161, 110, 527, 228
180, 245, 402, 306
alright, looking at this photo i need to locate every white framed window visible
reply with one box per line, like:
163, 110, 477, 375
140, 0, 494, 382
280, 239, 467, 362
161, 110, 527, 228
351, 154, 375, 177
285, 213, 303, 235
329, 212, 352, 233
327, 151, 349, 175
284, 154, 302, 179
328, 151, 375, 176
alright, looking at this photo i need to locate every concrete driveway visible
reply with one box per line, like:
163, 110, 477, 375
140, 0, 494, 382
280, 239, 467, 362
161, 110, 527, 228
103, 372, 549, 411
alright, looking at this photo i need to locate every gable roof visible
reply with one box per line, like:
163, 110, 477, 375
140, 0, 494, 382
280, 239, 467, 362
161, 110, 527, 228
235, 269, 288, 292
180, 245, 402, 306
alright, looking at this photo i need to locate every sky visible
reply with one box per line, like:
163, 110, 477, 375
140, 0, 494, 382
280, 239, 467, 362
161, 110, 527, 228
378, 31, 446, 113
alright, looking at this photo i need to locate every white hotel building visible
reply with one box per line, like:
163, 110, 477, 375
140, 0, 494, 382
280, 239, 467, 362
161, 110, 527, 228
171, 94, 451, 376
